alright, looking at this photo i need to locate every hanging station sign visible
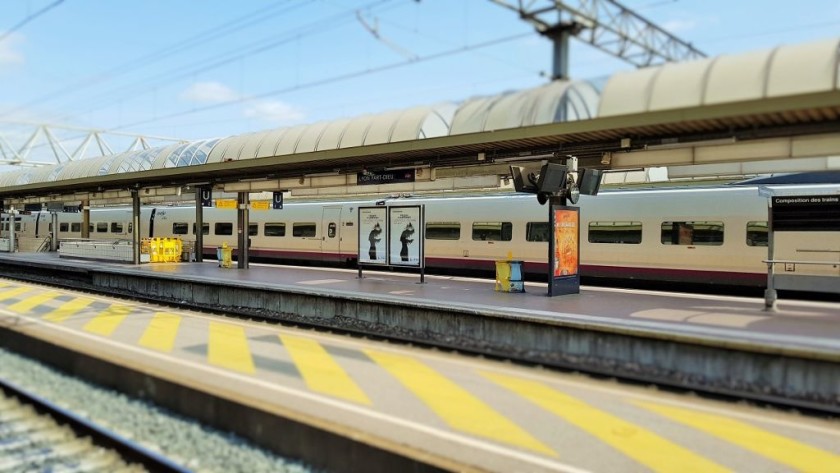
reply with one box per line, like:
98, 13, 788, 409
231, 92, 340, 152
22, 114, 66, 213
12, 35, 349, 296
356, 169, 415, 186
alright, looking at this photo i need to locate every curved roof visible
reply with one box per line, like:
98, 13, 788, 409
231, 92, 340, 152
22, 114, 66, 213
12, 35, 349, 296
205, 102, 458, 164
450, 79, 600, 134
0, 139, 220, 188
0, 79, 599, 186
1, 36, 838, 192
598, 37, 840, 117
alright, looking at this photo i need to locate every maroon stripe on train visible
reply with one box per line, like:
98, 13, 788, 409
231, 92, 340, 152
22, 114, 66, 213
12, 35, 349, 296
205, 246, 766, 287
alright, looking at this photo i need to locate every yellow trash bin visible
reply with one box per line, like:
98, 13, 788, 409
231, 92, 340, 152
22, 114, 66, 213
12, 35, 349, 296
495, 260, 525, 293
217, 242, 232, 268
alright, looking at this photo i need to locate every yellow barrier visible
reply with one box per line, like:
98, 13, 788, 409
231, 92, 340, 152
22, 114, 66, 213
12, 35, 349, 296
144, 237, 183, 263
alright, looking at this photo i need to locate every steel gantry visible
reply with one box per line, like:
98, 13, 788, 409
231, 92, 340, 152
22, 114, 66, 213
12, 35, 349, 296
490, 0, 706, 79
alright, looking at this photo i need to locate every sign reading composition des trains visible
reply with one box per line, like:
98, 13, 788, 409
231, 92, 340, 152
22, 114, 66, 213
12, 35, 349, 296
771, 194, 840, 231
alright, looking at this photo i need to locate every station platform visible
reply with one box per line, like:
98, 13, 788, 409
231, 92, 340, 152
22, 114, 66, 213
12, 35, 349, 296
4, 251, 838, 345
1, 251, 839, 413
2, 252, 840, 471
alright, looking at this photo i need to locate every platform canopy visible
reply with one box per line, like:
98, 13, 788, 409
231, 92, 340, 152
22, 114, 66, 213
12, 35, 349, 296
0, 77, 600, 189
1, 36, 839, 200
598, 37, 840, 117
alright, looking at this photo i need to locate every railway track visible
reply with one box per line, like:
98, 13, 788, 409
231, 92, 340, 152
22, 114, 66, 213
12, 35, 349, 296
0, 376, 189, 473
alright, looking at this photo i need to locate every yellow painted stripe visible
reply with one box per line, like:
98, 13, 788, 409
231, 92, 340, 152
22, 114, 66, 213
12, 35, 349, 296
637, 401, 840, 472
482, 371, 729, 473
8, 291, 63, 314
138, 312, 182, 353
366, 350, 556, 456
279, 334, 371, 405
208, 321, 255, 374
0, 286, 34, 301
83, 304, 132, 336
43, 297, 95, 322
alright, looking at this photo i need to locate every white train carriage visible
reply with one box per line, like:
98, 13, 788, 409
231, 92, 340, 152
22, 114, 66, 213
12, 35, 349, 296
4, 180, 838, 289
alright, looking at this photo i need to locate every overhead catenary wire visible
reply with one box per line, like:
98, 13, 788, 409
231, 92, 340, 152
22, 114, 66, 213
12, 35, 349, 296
0, 0, 65, 44
108, 31, 534, 132
50, 0, 401, 124
1, 0, 310, 116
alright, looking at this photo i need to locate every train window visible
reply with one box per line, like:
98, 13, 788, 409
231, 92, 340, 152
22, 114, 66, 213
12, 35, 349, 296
128, 223, 133, 234
249, 223, 258, 236
661, 221, 723, 246
96, 222, 108, 233
589, 221, 642, 244
89, 224, 94, 234
746, 221, 769, 247
293, 222, 317, 237
111, 222, 123, 233
71, 223, 81, 233
327, 222, 336, 238
472, 222, 512, 241
193, 223, 210, 235
49, 223, 53, 232
60, 223, 69, 232
172, 222, 189, 235
426, 222, 460, 240
0, 218, 20, 232
265, 223, 286, 237
526, 222, 550, 242
215, 222, 233, 235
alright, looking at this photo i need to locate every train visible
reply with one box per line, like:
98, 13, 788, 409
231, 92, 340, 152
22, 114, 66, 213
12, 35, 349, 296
3, 174, 839, 291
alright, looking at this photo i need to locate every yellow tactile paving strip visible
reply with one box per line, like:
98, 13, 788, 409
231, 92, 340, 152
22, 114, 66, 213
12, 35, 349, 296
1, 279, 838, 472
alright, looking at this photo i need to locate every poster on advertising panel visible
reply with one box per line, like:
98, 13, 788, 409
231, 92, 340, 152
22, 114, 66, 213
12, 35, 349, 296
549, 205, 580, 296
358, 206, 388, 265
388, 205, 424, 268
553, 208, 579, 277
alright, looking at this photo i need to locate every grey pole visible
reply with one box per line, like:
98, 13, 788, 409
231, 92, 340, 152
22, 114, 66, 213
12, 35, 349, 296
132, 189, 141, 265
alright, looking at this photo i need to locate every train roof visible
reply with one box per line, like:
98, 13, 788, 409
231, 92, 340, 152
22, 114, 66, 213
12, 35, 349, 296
729, 171, 840, 185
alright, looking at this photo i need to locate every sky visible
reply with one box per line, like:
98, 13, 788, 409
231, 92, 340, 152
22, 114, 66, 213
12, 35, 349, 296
1, 0, 840, 166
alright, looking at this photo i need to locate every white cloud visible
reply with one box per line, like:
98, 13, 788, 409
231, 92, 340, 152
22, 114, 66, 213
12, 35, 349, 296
180, 81, 305, 124
662, 18, 698, 34
244, 100, 305, 124
180, 81, 240, 103
0, 32, 25, 65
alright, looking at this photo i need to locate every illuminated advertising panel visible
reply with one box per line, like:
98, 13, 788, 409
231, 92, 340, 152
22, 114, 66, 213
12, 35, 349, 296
388, 205, 424, 268
553, 208, 579, 277
358, 206, 388, 265
549, 205, 580, 296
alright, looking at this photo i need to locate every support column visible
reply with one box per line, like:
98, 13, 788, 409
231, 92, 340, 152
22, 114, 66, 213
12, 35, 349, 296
50, 212, 59, 251
9, 208, 16, 253
237, 192, 249, 269
195, 188, 204, 262
81, 200, 90, 238
132, 189, 141, 265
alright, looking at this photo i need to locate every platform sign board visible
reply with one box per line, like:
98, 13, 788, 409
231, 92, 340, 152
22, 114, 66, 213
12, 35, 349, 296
548, 205, 580, 296
358, 206, 388, 266
251, 201, 270, 211
216, 199, 237, 209
200, 188, 212, 207
272, 192, 284, 209
357, 168, 415, 186
388, 205, 424, 268
771, 194, 840, 231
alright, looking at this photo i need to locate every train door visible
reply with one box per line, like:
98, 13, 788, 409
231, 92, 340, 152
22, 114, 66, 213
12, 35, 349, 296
321, 206, 342, 261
